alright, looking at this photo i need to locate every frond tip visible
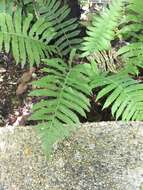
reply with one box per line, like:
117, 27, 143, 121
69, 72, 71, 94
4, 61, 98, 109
81, 0, 124, 57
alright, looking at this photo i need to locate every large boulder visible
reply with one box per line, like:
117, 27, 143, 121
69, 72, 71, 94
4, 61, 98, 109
0, 122, 143, 190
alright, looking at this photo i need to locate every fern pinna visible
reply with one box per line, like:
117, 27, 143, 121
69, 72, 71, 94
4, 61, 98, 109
29, 56, 91, 154
0, 10, 56, 67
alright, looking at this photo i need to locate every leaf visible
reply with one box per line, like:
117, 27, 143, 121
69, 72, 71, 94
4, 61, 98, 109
81, 0, 124, 56
29, 56, 91, 155
38, 0, 81, 56
91, 72, 143, 121
0, 11, 56, 66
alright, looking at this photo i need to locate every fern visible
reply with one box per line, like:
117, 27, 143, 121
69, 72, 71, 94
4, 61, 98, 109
29, 56, 91, 154
80, 0, 143, 121
0, 0, 82, 60
38, 0, 82, 56
117, 0, 143, 71
117, 42, 143, 72
0, 10, 56, 67
119, 0, 143, 39
90, 71, 143, 121
81, 0, 124, 57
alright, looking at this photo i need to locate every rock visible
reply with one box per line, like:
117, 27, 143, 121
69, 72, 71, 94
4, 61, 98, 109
0, 122, 143, 189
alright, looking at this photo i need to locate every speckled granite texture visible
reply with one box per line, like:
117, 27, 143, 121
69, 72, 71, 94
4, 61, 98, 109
0, 122, 143, 190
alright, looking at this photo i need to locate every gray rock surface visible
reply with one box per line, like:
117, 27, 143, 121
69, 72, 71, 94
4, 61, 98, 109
0, 122, 143, 190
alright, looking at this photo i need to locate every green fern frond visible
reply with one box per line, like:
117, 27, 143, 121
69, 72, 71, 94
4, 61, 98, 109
29, 57, 91, 154
81, 0, 124, 57
117, 0, 143, 72
119, 0, 143, 38
90, 71, 143, 121
38, 0, 82, 56
117, 42, 143, 71
0, 10, 56, 67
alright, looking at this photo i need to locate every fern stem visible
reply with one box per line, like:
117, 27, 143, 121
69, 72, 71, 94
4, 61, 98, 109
49, 69, 71, 129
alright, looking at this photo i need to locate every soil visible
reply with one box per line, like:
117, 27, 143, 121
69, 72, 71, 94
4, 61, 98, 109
0, 53, 38, 126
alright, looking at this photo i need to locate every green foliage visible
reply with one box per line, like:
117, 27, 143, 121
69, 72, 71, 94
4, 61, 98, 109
0, 10, 56, 67
29, 55, 91, 154
0, 0, 81, 67
15, 0, 82, 56
81, 0, 143, 123
117, 42, 143, 71
0, 0, 14, 14
81, 0, 124, 57
117, 0, 143, 71
0, 0, 83, 153
119, 0, 143, 39
38, 0, 82, 56
26, 0, 143, 155
90, 71, 143, 121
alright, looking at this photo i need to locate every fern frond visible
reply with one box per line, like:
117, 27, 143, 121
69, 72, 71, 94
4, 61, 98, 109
38, 0, 82, 56
81, 0, 124, 57
90, 71, 143, 121
119, 0, 143, 38
117, 0, 143, 72
117, 42, 143, 71
0, 10, 56, 67
29, 57, 91, 154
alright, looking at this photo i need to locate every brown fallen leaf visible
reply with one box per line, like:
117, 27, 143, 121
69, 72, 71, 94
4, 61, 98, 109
16, 83, 28, 96
18, 67, 36, 84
